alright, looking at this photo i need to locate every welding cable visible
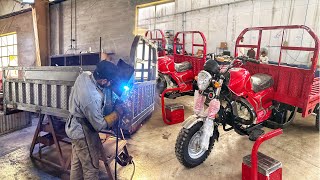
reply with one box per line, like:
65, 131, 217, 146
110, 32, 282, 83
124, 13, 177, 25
130, 160, 136, 180
115, 119, 120, 180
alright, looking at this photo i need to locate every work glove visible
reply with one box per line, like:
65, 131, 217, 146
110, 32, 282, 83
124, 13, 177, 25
103, 99, 127, 127
104, 112, 119, 127
114, 99, 127, 117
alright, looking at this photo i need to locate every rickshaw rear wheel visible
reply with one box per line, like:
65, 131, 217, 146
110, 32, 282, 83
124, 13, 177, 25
314, 104, 319, 131
316, 113, 319, 131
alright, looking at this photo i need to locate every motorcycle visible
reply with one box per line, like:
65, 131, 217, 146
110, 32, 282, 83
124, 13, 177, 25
175, 56, 297, 168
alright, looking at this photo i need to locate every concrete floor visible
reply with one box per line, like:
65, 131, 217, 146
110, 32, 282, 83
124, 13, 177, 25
0, 96, 319, 180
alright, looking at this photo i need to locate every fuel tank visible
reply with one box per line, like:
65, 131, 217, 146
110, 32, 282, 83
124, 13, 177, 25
158, 55, 175, 73
228, 67, 252, 96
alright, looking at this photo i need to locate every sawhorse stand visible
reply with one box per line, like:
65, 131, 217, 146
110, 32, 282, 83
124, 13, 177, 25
30, 114, 130, 180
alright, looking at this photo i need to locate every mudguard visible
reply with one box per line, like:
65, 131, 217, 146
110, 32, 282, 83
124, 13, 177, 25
183, 115, 204, 129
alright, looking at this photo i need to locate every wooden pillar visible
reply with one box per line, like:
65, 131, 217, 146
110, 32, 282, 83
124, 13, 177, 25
32, 0, 50, 66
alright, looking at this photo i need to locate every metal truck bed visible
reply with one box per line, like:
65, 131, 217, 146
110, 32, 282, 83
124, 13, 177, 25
3, 66, 94, 118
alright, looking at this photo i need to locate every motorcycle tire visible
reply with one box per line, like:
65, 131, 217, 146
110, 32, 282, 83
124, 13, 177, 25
316, 113, 319, 131
175, 122, 215, 168
314, 104, 319, 131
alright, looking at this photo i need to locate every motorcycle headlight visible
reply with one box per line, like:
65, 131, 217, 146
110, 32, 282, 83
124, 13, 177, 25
197, 70, 212, 91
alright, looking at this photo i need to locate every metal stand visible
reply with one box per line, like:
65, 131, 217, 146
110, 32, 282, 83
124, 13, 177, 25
250, 129, 282, 180
30, 114, 129, 179
242, 128, 283, 180
30, 114, 70, 171
100, 129, 129, 180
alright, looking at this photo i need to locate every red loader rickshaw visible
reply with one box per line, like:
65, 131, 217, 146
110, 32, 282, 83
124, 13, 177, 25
157, 31, 207, 98
235, 25, 319, 130
174, 26, 319, 169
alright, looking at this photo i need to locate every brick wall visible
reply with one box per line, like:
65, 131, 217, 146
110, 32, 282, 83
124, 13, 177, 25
50, 0, 159, 62
0, 11, 36, 67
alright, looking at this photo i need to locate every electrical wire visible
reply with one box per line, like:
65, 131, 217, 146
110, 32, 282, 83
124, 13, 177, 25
70, 0, 73, 50
279, 0, 285, 26
113, 115, 136, 180
225, 4, 229, 42
74, 0, 77, 50
115, 120, 119, 180
130, 160, 136, 180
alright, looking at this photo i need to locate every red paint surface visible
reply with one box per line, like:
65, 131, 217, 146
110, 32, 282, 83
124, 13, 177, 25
161, 87, 182, 125
242, 163, 282, 180
165, 108, 185, 124
228, 67, 274, 123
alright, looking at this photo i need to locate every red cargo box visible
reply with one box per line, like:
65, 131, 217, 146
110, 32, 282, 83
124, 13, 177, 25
165, 104, 184, 124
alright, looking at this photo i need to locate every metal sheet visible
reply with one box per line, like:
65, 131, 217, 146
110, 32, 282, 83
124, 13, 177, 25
0, 111, 31, 136
25, 71, 80, 81
243, 152, 282, 175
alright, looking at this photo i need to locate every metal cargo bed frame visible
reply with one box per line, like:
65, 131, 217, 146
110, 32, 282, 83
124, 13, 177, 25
1, 35, 157, 178
3, 66, 94, 118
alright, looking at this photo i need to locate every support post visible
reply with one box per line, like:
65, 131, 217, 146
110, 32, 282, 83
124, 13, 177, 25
32, 0, 50, 66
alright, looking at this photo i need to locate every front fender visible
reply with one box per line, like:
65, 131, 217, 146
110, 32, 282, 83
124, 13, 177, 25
183, 115, 204, 129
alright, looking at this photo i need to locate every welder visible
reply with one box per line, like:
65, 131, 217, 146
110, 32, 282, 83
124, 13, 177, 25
65, 60, 124, 180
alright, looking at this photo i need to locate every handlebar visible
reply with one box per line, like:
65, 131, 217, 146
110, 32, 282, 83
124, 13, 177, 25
221, 56, 259, 75
237, 56, 260, 64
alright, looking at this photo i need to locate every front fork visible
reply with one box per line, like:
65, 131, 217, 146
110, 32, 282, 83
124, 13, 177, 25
200, 99, 221, 150
184, 77, 224, 150
192, 89, 221, 150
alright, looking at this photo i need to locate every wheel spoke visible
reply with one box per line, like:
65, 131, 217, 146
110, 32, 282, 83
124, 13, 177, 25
188, 131, 206, 159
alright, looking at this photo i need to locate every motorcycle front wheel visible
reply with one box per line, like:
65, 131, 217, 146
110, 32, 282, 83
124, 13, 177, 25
175, 122, 215, 168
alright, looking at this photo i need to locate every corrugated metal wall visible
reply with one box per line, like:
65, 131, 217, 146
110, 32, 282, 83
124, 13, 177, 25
138, 0, 320, 66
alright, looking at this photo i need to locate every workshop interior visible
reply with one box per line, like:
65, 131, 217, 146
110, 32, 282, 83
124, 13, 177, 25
0, 0, 319, 179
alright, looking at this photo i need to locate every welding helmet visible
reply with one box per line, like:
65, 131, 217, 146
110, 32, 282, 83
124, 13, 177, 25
93, 61, 119, 82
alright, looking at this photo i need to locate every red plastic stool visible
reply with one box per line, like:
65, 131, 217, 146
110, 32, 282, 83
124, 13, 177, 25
242, 129, 283, 180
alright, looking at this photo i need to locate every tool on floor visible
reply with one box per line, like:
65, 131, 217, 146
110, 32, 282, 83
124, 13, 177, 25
161, 87, 185, 125
242, 128, 283, 180
114, 113, 135, 180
